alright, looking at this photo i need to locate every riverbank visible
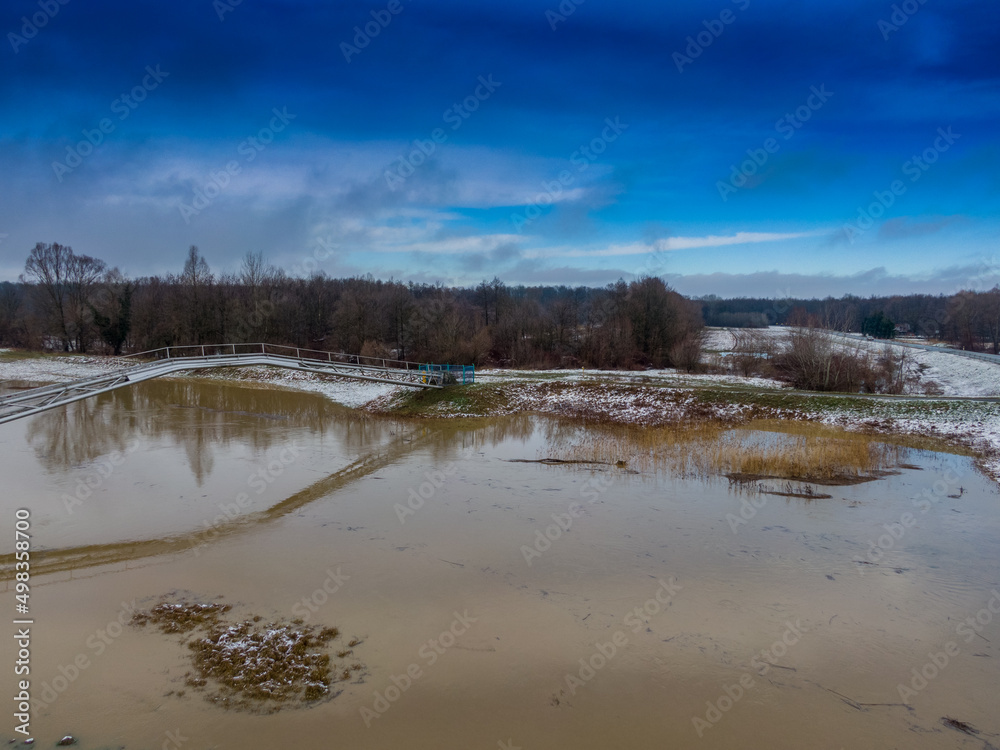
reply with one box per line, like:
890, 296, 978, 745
367, 372, 1000, 482
2, 351, 999, 482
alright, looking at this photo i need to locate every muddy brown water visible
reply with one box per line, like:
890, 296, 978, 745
2, 379, 999, 749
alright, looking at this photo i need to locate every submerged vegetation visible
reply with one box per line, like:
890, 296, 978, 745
365, 372, 991, 482
131, 597, 364, 711
553, 422, 908, 485
131, 600, 232, 633
188, 619, 347, 707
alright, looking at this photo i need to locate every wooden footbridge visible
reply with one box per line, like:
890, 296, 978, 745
0, 343, 474, 426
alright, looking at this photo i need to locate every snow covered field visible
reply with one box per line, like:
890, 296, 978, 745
0, 354, 400, 409
702, 327, 1000, 398
475, 366, 787, 392
831, 333, 1000, 397
202, 366, 402, 409
0, 353, 128, 383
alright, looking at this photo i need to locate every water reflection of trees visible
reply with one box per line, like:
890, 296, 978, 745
26, 381, 587, 486
420, 414, 548, 458
26, 379, 397, 483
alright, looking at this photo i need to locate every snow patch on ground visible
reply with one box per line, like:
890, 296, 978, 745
701, 328, 736, 352
0, 355, 401, 408
506, 381, 793, 425
835, 335, 1000, 398
702, 327, 1000, 398
203, 366, 403, 409
475, 367, 788, 392
814, 401, 1000, 484
0, 354, 127, 383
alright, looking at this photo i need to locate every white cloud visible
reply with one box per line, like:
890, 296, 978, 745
365, 231, 523, 255
524, 231, 820, 258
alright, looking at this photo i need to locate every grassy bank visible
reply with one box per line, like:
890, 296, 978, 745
373, 376, 993, 430
366, 374, 1000, 482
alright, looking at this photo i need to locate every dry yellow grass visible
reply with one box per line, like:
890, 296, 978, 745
555, 422, 905, 484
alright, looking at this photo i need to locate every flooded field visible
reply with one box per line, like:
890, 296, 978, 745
2, 379, 999, 749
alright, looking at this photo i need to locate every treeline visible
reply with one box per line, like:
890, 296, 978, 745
0, 243, 704, 369
701, 289, 1000, 353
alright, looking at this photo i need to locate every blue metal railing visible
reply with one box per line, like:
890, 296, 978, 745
420, 364, 475, 385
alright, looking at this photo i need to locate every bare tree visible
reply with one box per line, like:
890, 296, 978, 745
730, 328, 775, 377
237, 251, 282, 341
181, 246, 213, 343
65, 252, 107, 352
23, 242, 74, 350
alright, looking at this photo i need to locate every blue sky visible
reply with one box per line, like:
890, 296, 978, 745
0, 0, 997, 296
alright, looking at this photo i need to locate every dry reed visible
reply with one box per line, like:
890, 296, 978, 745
555, 422, 905, 484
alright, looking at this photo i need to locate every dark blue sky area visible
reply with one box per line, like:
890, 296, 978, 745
1, 0, 997, 295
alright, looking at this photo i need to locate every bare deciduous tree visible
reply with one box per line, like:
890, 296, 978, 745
23, 242, 74, 350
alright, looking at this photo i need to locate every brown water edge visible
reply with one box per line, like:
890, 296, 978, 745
3, 409, 999, 749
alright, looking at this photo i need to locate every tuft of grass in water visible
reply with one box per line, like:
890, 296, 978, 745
131, 599, 232, 633
710, 433, 900, 484
131, 597, 365, 712
555, 422, 906, 485
188, 619, 342, 707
